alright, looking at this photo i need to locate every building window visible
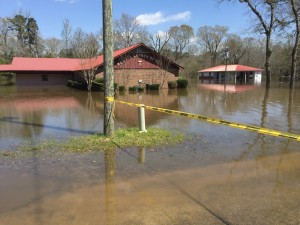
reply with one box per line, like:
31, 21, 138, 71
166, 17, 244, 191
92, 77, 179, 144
42, 74, 48, 81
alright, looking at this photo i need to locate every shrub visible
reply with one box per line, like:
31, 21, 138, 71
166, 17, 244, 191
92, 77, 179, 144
168, 80, 178, 89
92, 79, 118, 92
114, 82, 118, 90
67, 80, 86, 90
94, 78, 104, 84
92, 78, 103, 91
119, 85, 126, 92
149, 84, 160, 90
67, 79, 118, 92
129, 86, 137, 92
137, 86, 144, 92
176, 79, 189, 88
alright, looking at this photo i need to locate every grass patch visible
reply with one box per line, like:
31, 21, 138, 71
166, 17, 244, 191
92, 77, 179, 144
1, 128, 184, 157
61, 127, 184, 153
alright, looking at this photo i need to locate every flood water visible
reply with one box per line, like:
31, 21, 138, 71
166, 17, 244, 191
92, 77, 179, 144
0, 83, 299, 224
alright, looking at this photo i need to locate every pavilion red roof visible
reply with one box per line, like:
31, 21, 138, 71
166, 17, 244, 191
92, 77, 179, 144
0, 43, 156, 72
199, 64, 263, 73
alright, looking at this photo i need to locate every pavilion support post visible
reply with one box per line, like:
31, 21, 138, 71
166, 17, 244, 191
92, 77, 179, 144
234, 73, 237, 84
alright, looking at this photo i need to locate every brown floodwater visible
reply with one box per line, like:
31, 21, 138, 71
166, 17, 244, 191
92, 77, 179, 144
0, 83, 299, 224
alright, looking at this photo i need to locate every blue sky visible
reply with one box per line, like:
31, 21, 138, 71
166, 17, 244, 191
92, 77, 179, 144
0, 0, 250, 38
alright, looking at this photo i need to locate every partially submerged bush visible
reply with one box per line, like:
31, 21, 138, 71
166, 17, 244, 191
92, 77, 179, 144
67, 80, 86, 90
168, 80, 178, 89
137, 86, 144, 92
67, 79, 118, 92
129, 86, 137, 92
119, 85, 126, 92
176, 79, 189, 88
148, 84, 160, 90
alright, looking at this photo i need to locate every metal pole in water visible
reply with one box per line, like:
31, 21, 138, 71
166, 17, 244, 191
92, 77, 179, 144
138, 104, 147, 133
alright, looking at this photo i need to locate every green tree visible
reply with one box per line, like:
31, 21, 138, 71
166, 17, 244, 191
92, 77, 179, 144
8, 13, 40, 56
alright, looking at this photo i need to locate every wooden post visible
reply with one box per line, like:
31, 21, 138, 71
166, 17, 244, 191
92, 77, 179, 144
103, 0, 114, 136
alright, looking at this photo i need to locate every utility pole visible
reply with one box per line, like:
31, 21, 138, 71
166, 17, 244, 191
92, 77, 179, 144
102, 0, 114, 136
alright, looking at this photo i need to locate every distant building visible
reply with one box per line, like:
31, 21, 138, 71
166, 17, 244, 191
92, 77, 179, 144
198, 64, 263, 85
0, 43, 183, 88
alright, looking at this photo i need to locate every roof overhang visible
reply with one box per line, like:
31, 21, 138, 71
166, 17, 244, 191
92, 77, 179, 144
199, 64, 263, 73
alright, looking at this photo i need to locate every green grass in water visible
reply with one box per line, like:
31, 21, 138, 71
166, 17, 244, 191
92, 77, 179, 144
1, 128, 184, 156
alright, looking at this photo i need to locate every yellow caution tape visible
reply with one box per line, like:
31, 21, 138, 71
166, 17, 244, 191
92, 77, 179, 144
104, 96, 115, 102
113, 100, 300, 142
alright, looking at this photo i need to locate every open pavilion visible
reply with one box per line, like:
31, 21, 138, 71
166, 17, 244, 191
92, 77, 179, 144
199, 64, 263, 85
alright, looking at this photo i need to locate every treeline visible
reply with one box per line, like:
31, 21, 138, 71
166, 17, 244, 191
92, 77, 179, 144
0, 0, 299, 86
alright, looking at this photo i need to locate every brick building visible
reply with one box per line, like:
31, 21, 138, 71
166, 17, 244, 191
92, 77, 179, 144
0, 43, 183, 88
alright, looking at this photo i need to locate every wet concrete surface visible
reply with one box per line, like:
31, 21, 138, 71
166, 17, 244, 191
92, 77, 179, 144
0, 137, 299, 225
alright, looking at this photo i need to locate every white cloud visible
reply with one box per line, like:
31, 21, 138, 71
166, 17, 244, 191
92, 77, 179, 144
157, 30, 168, 37
136, 11, 191, 26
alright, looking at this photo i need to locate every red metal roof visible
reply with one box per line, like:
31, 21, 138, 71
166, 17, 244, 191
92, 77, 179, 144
0, 43, 180, 72
199, 64, 263, 72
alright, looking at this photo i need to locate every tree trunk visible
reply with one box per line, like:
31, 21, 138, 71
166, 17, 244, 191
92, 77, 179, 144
290, 41, 298, 88
289, 0, 300, 88
265, 34, 272, 88
87, 82, 92, 92
103, 0, 114, 136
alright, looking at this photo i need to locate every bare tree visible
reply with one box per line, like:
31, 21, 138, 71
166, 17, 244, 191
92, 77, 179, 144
149, 31, 171, 54
197, 25, 228, 66
60, 18, 73, 57
77, 33, 101, 92
168, 24, 195, 62
71, 27, 86, 57
219, 0, 280, 88
0, 17, 14, 63
44, 37, 62, 57
114, 13, 148, 49
289, 0, 300, 87
240, 37, 265, 67
226, 34, 249, 64
282, 0, 300, 87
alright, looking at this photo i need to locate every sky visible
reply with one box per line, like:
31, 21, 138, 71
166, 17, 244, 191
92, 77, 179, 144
0, 0, 251, 39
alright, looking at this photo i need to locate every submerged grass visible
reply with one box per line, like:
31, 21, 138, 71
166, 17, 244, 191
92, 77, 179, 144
1, 128, 184, 157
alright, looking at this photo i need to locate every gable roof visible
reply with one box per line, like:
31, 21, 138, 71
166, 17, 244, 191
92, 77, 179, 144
199, 64, 263, 73
0, 43, 183, 72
